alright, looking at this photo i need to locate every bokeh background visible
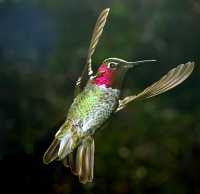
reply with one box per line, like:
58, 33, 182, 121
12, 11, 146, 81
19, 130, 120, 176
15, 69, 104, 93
0, 0, 200, 193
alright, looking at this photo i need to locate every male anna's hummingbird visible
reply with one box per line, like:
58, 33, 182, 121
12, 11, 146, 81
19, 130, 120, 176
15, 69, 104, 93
43, 8, 194, 184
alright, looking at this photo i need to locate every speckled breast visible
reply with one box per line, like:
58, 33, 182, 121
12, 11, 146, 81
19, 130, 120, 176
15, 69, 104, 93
67, 82, 120, 136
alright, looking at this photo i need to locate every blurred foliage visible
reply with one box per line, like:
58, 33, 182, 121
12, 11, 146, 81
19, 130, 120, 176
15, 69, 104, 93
0, 0, 200, 194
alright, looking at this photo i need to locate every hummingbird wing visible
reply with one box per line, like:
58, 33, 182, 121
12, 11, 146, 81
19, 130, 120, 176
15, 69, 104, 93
62, 136, 95, 184
74, 8, 110, 96
116, 61, 195, 112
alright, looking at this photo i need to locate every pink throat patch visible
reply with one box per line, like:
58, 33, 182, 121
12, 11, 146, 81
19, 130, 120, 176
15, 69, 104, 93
91, 63, 114, 87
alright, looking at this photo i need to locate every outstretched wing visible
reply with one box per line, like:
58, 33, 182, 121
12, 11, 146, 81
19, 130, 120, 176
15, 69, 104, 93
116, 61, 195, 112
74, 8, 110, 96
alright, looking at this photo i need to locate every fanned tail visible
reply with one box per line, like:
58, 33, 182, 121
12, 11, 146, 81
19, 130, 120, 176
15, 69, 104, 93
62, 136, 95, 184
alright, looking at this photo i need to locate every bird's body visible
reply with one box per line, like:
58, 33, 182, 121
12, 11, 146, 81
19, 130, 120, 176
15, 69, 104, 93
43, 8, 194, 184
65, 82, 119, 136
55, 81, 120, 158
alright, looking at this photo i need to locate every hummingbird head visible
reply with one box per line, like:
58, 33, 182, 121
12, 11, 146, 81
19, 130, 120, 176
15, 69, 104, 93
91, 58, 156, 89
91, 58, 132, 89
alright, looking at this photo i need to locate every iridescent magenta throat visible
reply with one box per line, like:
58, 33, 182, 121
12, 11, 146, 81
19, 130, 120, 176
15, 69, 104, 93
91, 64, 115, 88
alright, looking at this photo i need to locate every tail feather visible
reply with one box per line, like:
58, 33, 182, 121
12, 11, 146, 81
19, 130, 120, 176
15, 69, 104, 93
62, 156, 69, 168
43, 134, 95, 184
43, 138, 60, 164
58, 135, 73, 160
43, 134, 74, 164
62, 137, 95, 184
86, 138, 94, 181
62, 151, 79, 175
69, 151, 78, 175
76, 144, 87, 183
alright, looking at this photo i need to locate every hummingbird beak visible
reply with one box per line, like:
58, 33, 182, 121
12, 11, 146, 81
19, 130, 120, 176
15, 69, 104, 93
122, 59, 156, 69
122, 63, 134, 69
103, 58, 156, 69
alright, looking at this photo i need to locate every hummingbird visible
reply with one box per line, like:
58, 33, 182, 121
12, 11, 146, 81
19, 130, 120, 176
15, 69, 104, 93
43, 8, 194, 183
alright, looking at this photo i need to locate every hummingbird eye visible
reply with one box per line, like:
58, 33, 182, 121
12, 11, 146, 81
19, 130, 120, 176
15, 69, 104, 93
107, 62, 118, 69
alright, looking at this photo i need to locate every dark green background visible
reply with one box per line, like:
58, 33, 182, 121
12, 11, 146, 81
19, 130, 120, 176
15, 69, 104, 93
0, 0, 200, 193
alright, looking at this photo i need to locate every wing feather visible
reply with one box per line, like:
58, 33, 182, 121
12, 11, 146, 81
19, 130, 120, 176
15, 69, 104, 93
116, 62, 194, 112
74, 8, 110, 96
